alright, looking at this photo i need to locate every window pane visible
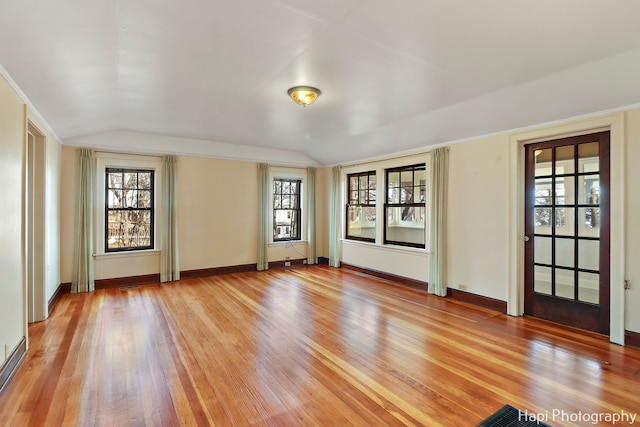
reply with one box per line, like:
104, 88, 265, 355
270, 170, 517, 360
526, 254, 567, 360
414, 169, 426, 187
556, 207, 574, 236
106, 210, 123, 249
350, 176, 358, 190
359, 190, 367, 204
578, 239, 599, 271
347, 172, 376, 242
555, 146, 575, 174
534, 149, 552, 177
384, 164, 426, 248
138, 172, 152, 189
555, 269, 575, 299
535, 208, 552, 230
534, 266, 552, 295
400, 185, 413, 203
347, 206, 376, 240
535, 179, 552, 206
368, 175, 377, 204
290, 210, 299, 238
555, 238, 574, 268
124, 172, 137, 189
272, 178, 302, 241
387, 172, 399, 203
579, 142, 599, 173
401, 170, 413, 187
124, 189, 138, 208
578, 272, 599, 304
401, 205, 416, 221
580, 175, 599, 205
359, 175, 368, 191
108, 172, 123, 188
274, 209, 300, 240
108, 189, 123, 208
139, 190, 152, 208
349, 190, 357, 204
388, 187, 399, 204
580, 207, 600, 233
385, 206, 424, 246
556, 208, 575, 236
105, 168, 154, 252
534, 236, 551, 265
556, 176, 574, 205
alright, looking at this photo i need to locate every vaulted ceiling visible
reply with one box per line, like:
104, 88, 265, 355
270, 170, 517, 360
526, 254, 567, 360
2, 1, 640, 165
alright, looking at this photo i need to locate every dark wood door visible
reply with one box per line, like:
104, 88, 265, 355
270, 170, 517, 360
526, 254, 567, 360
524, 131, 610, 334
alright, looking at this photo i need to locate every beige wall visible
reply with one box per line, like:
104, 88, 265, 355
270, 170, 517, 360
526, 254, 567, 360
445, 113, 639, 335
448, 135, 511, 301
624, 110, 640, 331
0, 75, 26, 361
339, 153, 430, 282
60, 152, 326, 281
177, 156, 258, 270
57, 111, 640, 336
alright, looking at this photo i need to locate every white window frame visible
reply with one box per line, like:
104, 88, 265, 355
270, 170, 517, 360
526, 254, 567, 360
269, 167, 306, 245
345, 170, 377, 242
95, 152, 162, 256
341, 152, 430, 251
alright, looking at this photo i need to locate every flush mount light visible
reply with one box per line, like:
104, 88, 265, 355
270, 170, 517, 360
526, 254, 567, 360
287, 86, 321, 106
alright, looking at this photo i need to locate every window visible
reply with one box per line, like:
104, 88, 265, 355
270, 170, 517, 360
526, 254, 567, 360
346, 171, 376, 242
384, 163, 426, 248
105, 168, 154, 252
273, 178, 302, 241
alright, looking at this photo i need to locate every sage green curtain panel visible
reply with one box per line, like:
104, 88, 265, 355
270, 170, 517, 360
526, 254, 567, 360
307, 167, 317, 265
71, 148, 95, 293
428, 147, 450, 296
328, 166, 341, 268
257, 163, 270, 271
160, 155, 180, 282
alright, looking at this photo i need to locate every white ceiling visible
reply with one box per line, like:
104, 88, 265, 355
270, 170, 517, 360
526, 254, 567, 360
3, 0, 640, 166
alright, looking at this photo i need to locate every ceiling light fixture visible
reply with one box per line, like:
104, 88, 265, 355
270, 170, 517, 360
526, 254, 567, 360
287, 86, 321, 107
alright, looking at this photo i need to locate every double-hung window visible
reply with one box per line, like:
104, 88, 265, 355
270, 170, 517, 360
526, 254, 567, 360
273, 178, 302, 241
105, 168, 154, 252
384, 163, 426, 248
346, 171, 376, 242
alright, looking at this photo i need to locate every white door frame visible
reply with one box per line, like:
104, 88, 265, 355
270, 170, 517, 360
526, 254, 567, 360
25, 122, 47, 323
507, 113, 626, 345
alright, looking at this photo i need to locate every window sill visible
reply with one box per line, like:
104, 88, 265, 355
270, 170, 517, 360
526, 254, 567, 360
94, 249, 160, 260
269, 240, 308, 247
342, 239, 429, 255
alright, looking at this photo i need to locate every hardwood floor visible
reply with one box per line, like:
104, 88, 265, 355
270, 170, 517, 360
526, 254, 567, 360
1, 266, 639, 426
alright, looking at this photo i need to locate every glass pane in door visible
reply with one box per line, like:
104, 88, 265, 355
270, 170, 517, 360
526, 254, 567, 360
578, 272, 599, 304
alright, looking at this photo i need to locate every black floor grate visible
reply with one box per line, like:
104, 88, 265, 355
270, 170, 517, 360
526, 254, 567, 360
477, 405, 552, 427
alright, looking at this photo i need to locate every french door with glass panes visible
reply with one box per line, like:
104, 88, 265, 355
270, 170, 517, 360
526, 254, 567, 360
524, 131, 610, 335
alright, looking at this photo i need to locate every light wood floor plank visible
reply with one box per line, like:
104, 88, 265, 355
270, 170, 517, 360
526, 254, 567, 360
1, 266, 639, 426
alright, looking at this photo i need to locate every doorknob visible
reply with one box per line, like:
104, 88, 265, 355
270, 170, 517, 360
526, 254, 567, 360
523, 235, 530, 242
